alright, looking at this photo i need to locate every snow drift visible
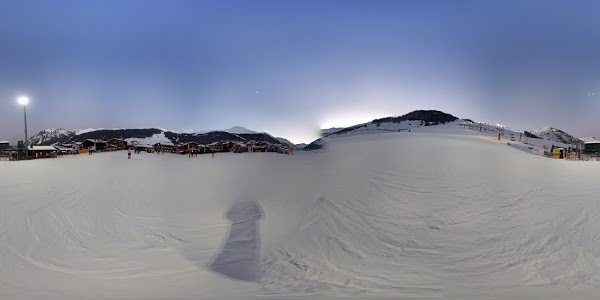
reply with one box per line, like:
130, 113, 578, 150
1, 128, 599, 299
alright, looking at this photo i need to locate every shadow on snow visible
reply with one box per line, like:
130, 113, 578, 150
207, 199, 263, 282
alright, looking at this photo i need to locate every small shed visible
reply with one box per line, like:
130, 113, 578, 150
72, 142, 83, 151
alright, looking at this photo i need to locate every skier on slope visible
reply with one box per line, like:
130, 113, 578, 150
128, 148, 131, 159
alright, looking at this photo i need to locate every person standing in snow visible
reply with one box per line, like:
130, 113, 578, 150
128, 148, 131, 159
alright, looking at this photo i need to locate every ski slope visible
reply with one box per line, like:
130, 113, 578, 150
1, 129, 599, 299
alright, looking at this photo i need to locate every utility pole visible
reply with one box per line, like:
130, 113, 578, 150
17, 96, 30, 159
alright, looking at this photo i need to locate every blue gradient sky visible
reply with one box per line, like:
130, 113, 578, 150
1, 0, 599, 144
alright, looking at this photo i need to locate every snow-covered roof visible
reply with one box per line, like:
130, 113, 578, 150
580, 137, 599, 143
0, 141, 9, 143
29, 146, 57, 151
86, 139, 107, 143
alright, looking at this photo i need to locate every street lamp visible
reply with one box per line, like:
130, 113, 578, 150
17, 96, 29, 159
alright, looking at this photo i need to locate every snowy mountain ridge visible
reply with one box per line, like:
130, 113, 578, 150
218, 126, 258, 134
305, 110, 459, 150
274, 137, 296, 148
26, 128, 78, 145
27, 126, 285, 147
320, 127, 345, 137
193, 126, 258, 135
531, 126, 582, 144
304, 110, 588, 151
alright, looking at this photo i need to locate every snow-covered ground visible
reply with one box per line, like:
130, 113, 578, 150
318, 120, 576, 153
1, 128, 600, 299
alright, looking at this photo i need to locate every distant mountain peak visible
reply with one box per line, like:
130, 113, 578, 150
531, 126, 581, 144
371, 110, 458, 125
193, 126, 258, 135
219, 126, 258, 134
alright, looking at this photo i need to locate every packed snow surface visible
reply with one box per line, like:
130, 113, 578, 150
1, 127, 600, 299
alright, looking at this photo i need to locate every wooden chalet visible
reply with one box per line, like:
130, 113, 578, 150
266, 144, 280, 152
154, 142, 176, 153
82, 139, 108, 151
135, 144, 154, 153
107, 138, 128, 149
179, 142, 200, 154
104, 144, 120, 151
250, 145, 267, 152
27, 145, 58, 159
233, 143, 248, 153
55, 146, 75, 155
206, 142, 224, 152
222, 142, 236, 152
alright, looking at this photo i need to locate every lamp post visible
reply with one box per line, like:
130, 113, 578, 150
495, 124, 505, 141
17, 96, 29, 159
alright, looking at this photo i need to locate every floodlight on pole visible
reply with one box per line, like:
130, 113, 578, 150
18, 96, 30, 105
18, 96, 30, 159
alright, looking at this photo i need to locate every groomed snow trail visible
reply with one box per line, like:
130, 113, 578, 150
1, 130, 599, 299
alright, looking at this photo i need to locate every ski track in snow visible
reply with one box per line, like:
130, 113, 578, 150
1, 127, 600, 299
